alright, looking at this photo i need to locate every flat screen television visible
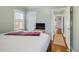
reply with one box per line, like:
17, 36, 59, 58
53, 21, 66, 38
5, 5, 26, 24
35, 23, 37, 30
36, 23, 45, 30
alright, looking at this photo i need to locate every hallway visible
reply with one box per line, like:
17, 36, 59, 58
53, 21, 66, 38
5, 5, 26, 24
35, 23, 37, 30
51, 29, 69, 52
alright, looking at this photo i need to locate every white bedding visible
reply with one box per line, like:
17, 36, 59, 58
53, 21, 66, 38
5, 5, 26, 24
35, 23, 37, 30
0, 33, 50, 52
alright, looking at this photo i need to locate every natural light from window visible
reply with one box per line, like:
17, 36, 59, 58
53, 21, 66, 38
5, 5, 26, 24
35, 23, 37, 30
14, 10, 24, 31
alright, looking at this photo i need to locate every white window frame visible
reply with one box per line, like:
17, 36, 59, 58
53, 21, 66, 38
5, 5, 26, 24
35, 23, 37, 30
14, 10, 25, 31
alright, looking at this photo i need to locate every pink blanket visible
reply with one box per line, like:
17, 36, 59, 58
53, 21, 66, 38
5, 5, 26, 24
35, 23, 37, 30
5, 32, 40, 36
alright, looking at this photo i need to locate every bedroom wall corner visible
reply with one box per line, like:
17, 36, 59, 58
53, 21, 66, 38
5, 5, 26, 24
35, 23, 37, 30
0, 6, 26, 34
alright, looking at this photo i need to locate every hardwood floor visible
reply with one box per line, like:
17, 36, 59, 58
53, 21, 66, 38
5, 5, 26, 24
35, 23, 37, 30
47, 41, 69, 52
47, 33, 69, 52
51, 44, 68, 52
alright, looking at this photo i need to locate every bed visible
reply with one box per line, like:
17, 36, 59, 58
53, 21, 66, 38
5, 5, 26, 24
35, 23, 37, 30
0, 31, 50, 52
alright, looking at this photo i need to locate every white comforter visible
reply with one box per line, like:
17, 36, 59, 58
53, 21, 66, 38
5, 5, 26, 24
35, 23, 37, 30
0, 33, 50, 52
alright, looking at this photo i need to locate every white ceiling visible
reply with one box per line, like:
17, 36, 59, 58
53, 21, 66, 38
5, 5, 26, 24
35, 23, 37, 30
25, 6, 67, 13
25, 6, 67, 9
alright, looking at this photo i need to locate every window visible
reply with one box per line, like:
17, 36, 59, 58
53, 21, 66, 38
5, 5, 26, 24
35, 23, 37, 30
14, 10, 24, 31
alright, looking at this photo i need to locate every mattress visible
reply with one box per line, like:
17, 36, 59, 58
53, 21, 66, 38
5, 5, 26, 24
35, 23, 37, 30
0, 32, 50, 52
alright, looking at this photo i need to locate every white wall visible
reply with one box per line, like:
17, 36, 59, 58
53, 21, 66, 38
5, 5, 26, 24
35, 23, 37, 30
36, 8, 51, 34
50, 9, 54, 37
0, 6, 26, 34
73, 7, 79, 52
26, 11, 36, 31
0, 7, 14, 34
64, 7, 70, 49
26, 8, 51, 34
